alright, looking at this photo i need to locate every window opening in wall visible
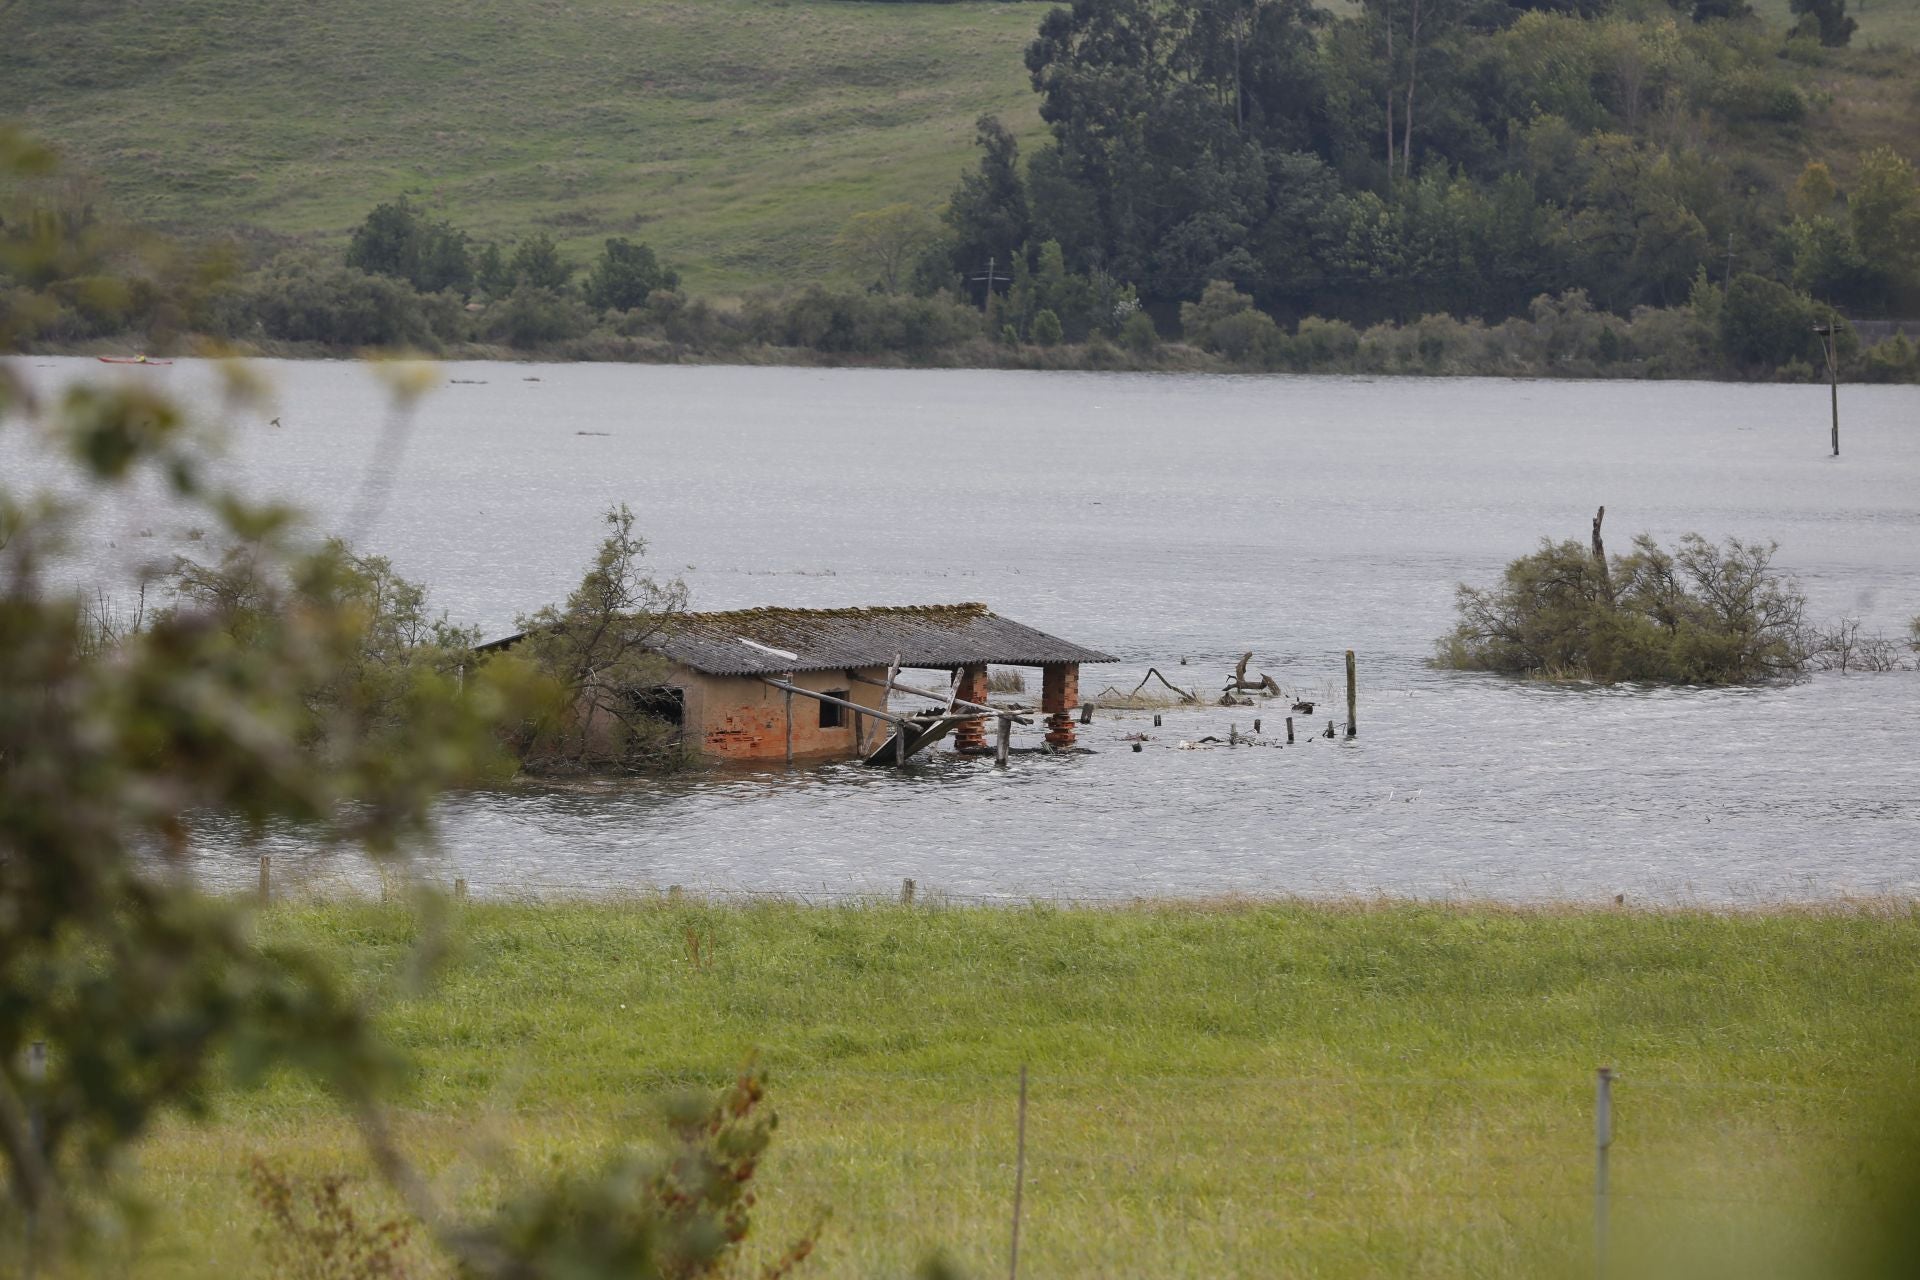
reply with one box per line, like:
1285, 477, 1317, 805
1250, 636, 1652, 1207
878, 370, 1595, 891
628, 685, 685, 727
819, 690, 850, 729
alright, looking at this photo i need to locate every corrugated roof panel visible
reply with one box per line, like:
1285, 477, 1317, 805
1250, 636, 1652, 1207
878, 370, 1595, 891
477, 603, 1115, 674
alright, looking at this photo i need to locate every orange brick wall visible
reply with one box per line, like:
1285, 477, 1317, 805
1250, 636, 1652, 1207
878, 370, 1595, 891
680, 664, 892, 762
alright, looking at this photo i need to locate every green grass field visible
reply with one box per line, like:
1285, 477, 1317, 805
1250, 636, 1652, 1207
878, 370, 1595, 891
84, 898, 1920, 1279
0, 0, 1046, 293
8, 0, 1919, 302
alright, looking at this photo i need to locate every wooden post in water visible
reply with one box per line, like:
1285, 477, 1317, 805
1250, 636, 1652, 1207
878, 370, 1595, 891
1079, 702, 1093, 725
259, 854, 271, 904
1152, 714, 1161, 728
1816, 320, 1840, 456
1345, 650, 1357, 739
1286, 716, 1294, 744
996, 714, 1011, 768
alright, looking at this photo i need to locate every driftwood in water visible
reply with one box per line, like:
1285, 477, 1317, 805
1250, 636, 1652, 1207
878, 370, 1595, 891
1224, 652, 1281, 697
1132, 667, 1198, 703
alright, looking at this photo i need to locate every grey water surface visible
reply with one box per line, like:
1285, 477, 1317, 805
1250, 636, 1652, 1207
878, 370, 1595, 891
9, 357, 1919, 903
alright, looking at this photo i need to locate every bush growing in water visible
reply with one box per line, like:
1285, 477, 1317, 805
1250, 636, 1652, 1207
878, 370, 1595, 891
1440, 524, 1811, 683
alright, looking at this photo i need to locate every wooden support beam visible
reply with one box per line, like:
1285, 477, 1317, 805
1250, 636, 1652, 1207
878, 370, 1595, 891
850, 671, 1033, 724
759, 679, 907, 726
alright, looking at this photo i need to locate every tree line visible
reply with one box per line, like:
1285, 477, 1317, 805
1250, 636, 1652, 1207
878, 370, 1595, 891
926, 0, 1920, 339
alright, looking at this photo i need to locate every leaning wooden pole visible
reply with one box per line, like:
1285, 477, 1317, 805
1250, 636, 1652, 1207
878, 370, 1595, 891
1344, 650, 1357, 739
1829, 332, 1840, 458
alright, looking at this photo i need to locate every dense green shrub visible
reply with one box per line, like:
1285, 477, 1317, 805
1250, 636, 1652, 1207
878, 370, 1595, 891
1859, 333, 1920, 382
486, 284, 594, 347
753, 286, 981, 354
1120, 308, 1158, 353
1208, 307, 1283, 365
245, 260, 466, 349
1440, 526, 1811, 684
1030, 307, 1063, 346
345, 197, 472, 295
1718, 273, 1821, 368
584, 237, 679, 312
507, 232, 572, 291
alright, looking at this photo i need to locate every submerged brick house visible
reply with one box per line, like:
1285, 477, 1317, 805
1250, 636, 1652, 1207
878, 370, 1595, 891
480, 603, 1115, 765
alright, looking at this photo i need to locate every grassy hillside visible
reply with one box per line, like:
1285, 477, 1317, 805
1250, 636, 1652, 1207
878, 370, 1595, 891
0, 0, 1046, 293
93, 898, 1920, 1280
5, 0, 1918, 297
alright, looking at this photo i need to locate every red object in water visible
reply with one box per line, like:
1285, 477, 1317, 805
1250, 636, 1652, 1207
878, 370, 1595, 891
96, 355, 174, 365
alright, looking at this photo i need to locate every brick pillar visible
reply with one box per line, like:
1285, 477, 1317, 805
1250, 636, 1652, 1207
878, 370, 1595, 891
1040, 663, 1079, 750
952, 663, 989, 752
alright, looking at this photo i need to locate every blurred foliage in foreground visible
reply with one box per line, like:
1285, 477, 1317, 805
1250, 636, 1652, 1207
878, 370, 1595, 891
0, 128, 816, 1278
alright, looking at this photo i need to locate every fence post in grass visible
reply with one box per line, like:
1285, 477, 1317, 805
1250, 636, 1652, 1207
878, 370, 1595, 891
901, 878, 915, 907
23, 1039, 45, 1280
454, 877, 468, 902
1595, 1066, 1613, 1280
1345, 650, 1357, 738
1009, 1063, 1029, 1280
259, 854, 270, 904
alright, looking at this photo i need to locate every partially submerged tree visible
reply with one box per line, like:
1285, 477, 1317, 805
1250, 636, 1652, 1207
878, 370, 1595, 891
1440, 513, 1810, 684
499, 503, 691, 773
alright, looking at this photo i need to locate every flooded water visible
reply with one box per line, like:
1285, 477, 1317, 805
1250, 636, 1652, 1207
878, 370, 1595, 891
8, 357, 1920, 903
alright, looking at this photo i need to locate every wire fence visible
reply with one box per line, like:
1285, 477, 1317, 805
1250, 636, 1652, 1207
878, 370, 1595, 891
373, 1064, 1895, 1278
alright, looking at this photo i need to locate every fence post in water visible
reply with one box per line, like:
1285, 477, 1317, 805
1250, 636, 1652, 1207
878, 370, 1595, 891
1253, 718, 1261, 735
1345, 650, 1357, 739
1079, 702, 1093, 725
1595, 1066, 1613, 1280
259, 854, 271, 904
996, 715, 1011, 768
1153, 714, 1161, 728
1009, 1064, 1029, 1280
23, 1039, 45, 1279
901, 878, 915, 907
1286, 716, 1294, 744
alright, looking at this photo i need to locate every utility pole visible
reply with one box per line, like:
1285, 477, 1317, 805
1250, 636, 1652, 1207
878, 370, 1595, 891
972, 255, 1012, 331
1814, 318, 1840, 457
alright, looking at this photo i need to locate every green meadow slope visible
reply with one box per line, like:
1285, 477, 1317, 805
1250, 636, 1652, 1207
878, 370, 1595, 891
4, 0, 1919, 296
0, 0, 1045, 292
